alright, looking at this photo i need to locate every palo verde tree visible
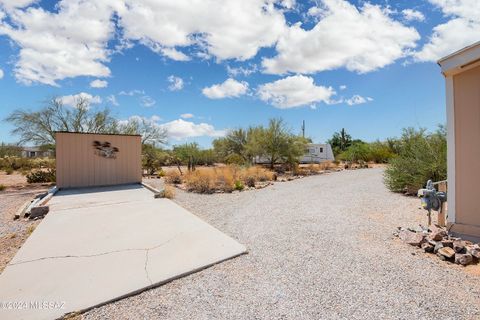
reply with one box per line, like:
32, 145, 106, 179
254, 118, 308, 169
5, 96, 167, 147
5, 97, 118, 146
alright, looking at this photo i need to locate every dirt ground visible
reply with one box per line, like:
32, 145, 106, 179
0, 171, 50, 272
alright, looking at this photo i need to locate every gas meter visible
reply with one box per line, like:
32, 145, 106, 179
417, 180, 447, 225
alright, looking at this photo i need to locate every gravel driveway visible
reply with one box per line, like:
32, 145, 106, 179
84, 168, 480, 320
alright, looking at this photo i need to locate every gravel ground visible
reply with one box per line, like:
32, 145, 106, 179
80, 168, 479, 319
0, 188, 46, 272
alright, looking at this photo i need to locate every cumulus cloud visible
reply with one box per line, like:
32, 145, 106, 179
0, 0, 38, 11
159, 119, 225, 140
60, 92, 102, 107
0, 1, 116, 85
0, 1, 288, 85
118, 1, 286, 62
402, 9, 425, 22
90, 79, 108, 88
415, 0, 480, 62
180, 113, 194, 119
167, 75, 184, 91
257, 75, 334, 109
345, 95, 373, 106
202, 78, 249, 99
263, 0, 419, 74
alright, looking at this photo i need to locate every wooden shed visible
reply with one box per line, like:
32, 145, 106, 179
438, 41, 480, 240
55, 132, 142, 189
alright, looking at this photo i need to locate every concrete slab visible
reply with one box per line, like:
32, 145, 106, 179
0, 185, 246, 320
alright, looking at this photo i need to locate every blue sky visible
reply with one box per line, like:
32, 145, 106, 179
0, 0, 478, 148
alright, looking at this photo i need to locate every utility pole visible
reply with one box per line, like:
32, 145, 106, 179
301, 120, 305, 138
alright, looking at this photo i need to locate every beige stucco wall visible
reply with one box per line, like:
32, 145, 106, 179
451, 64, 480, 237
56, 132, 142, 189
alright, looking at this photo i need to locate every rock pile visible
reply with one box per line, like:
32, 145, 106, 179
394, 225, 480, 266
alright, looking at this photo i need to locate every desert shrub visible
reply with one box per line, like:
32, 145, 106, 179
234, 180, 244, 191
156, 168, 166, 177
338, 142, 371, 163
242, 166, 274, 182
0, 156, 55, 171
5, 167, 13, 175
178, 165, 275, 193
184, 169, 215, 193
244, 175, 256, 187
225, 154, 245, 165
26, 169, 56, 183
384, 127, 446, 193
163, 185, 175, 199
368, 141, 395, 163
165, 170, 182, 184
0, 184, 5, 191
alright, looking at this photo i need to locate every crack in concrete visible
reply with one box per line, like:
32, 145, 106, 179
8, 233, 184, 269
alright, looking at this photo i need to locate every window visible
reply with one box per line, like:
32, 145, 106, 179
319, 147, 323, 153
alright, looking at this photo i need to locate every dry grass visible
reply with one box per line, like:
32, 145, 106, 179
179, 165, 275, 194
165, 170, 182, 184
163, 185, 175, 199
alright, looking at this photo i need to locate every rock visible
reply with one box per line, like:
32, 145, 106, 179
441, 239, 454, 248
466, 246, 480, 259
453, 240, 467, 253
437, 247, 455, 259
455, 253, 473, 266
428, 229, 447, 241
399, 230, 425, 246
434, 242, 444, 254
421, 242, 434, 253
29, 206, 49, 219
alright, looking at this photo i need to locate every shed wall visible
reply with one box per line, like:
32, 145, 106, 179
452, 64, 480, 235
56, 132, 141, 188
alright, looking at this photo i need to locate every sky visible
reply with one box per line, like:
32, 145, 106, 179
0, 0, 479, 148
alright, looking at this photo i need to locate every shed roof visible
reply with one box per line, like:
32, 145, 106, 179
438, 41, 480, 76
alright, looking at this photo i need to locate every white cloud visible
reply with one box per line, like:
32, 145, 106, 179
0, 1, 289, 85
402, 9, 425, 22
339, 85, 347, 90
118, 1, 287, 62
60, 92, 102, 107
0, 68, 3, 79
257, 75, 334, 109
90, 79, 108, 88
167, 75, 184, 91
345, 95, 373, 106
159, 119, 225, 140
180, 113, 194, 119
119, 89, 145, 96
0, 0, 38, 11
0, 1, 116, 85
140, 95, 156, 107
263, 0, 419, 74
415, 0, 480, 62
202, 78, 249, 99
106, 94, 119, 106
226, 64, 258, 77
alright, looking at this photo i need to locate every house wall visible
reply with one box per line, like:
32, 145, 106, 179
56, 132, 142, 189
451, 64, 480, 238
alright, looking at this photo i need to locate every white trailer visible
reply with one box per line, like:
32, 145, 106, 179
300, 143, 335, 163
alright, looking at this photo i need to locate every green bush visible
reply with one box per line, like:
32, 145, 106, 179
384, 127, 446, 194
5, 167, 13, 175
234, 180, 244, 191
26, 169, 56, 183
338, 142, 371, 163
